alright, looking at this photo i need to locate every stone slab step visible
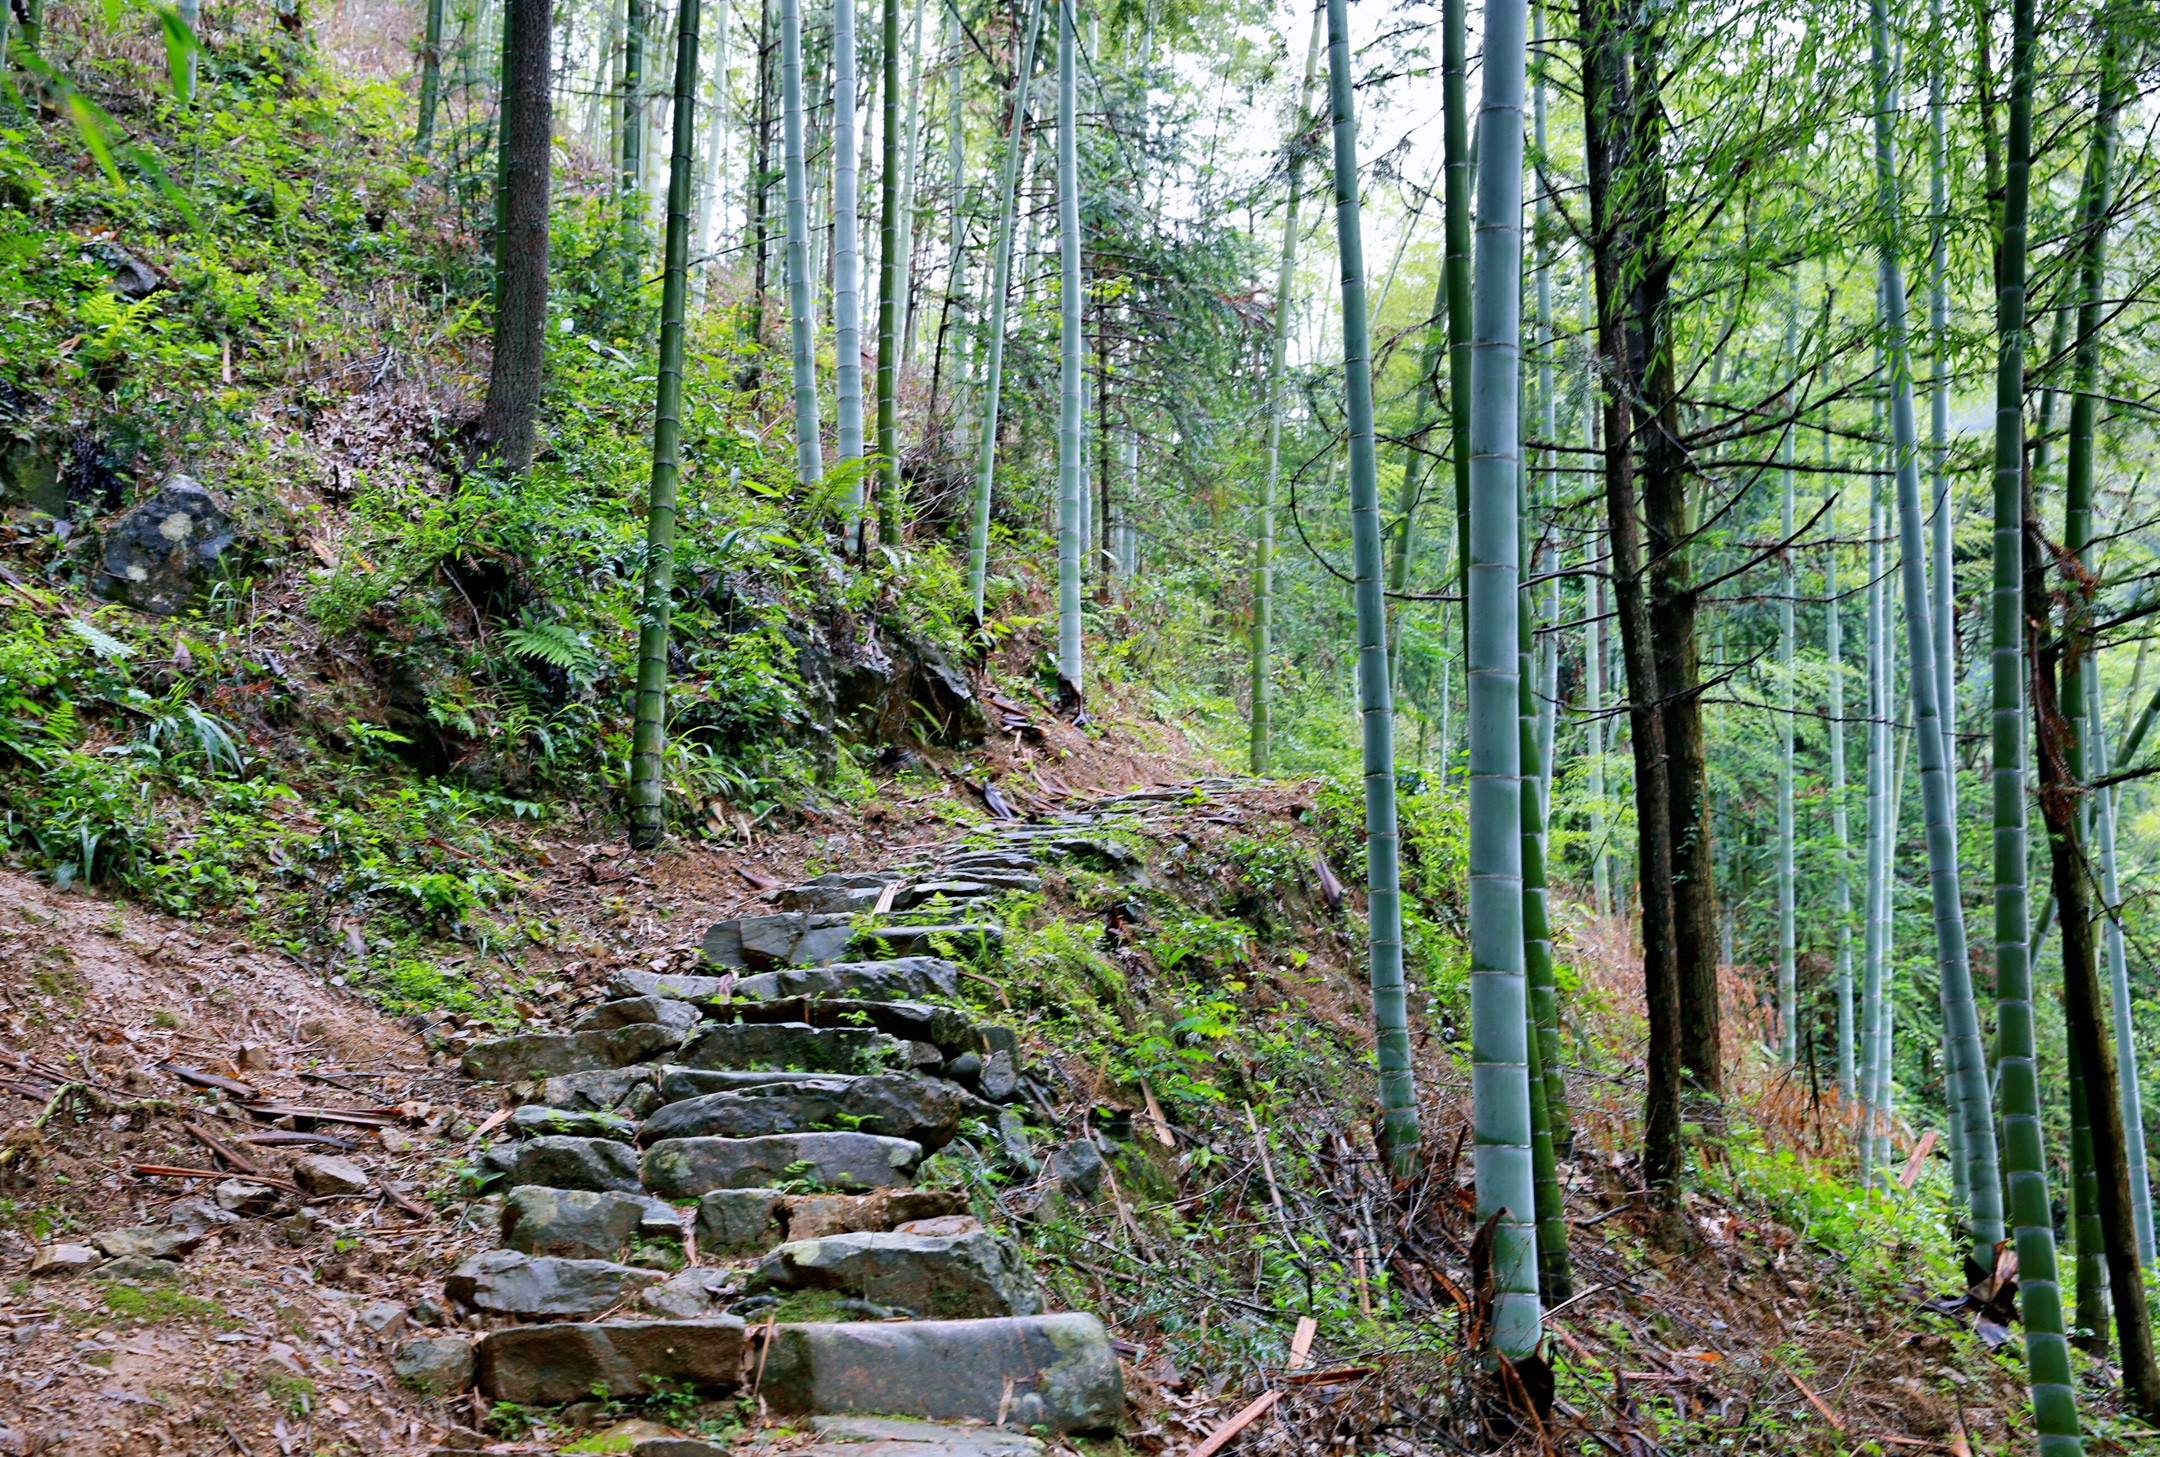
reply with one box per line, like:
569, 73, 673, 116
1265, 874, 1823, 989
572, 995, 704, 1033
724, 997, 979, 1055
483, 1135, 643, 1194
758, 1314, 1122, 1433
747, 1228, 1038, 1319
702, 913, 856, 971
609, 968, 734, 1003
641, 1131, 922, 1197
731, 957, 963, 1004
675, 1021, 901, 1074
638, 1074, 977, 1152
696, 1187, 969, 1255
708, 1416, 1044, 1457
508, 1104, 640, 1142
500, 1186, 684, 1261
852, 925, 1004, 960
445, 1249, 663, 1317
536, 1066, 661, 1117
475, 1318, 745, 1404
460, 1023, 684, 1083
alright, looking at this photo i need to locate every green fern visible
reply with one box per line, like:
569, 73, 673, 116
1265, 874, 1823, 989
64, 616, 134, 661
499, 623, 597, 674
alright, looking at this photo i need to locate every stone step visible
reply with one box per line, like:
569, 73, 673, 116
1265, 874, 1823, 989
638, 1074, 977, 1152
723, 997, 978, 1055
535, 1066, 661, 1118
696, 1416, 1044, 1457
445, 1249, 665, 1317
608, 968, 733, 1003
500, 1186, 684, 1261
475, 1318, 745, 1404
460, 1023, 684, 1083
851, 925, 1004, 960
757, 1314, 1122, 1434
641, 1131, 923, 1198
731, 956, 963, 1004
701, 912, 856, 971
658, 1067, 841, 1100
571, 995, 704, 1033
696, 1187, 969, 1255
483, 1135, 643, 1194
747, 1227, 1038, 1320
775, 883, 891, 914
894, 877, 1038, 910
675, 1021, 902, 1074
507, 1104, 640, 1142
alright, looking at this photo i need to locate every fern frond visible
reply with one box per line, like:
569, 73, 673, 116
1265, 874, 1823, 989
65, 616, 135, 661
500, 624, 597, 672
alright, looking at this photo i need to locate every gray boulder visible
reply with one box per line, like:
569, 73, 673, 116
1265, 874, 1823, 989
500, 1186, 681, 1261
675, 1021, 898, 1074
1049, 1140, 1105, 1200
701, 913, 856, 971
658, 1067, 837, 1102
508, 1103, 641, 1142
490, 1135, 642, 1194
694, 1189, 786, 1254
748, 1229, 1039, 1319
392, 1335, 475, 1396
291, 1155, 370, 1196
90, 1226, 203, 1262
760, 1315, 1122, 1433
638, 1074, 976, 1152
445, 1249, 664, 1317
641, 1132, 922, 1198
540, 1065, 661, 1116
461, 1023, 684, 1082
731, 957, 963, 1004
475, 1318, 746, 1404
572, 996, 704, 1033
94, 475, 238, 616
636, 1267, 736, 1318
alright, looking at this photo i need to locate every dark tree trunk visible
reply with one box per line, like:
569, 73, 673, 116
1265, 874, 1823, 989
475, 0, 553, 472
2027, 479, 2160, 1415
1580, 0, 1683, 1206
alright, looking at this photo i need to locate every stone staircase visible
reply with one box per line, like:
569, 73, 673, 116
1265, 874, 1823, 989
421, 801, 1218, 1453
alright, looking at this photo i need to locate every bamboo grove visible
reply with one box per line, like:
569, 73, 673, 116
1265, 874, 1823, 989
127, 0, 2160, 1437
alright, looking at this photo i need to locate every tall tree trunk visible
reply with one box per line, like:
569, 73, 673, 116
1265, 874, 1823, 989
964, 0, 1043, 621
1520, 465, 1571, 1303
1459, 0, 1537, 1355
1776, 294, 1796, 1065
1442, 0, 1470, 606
2090, 680, 2157, 1266
1579, 0, 1683, 1206
620, 0, 647, 287
1990, 0, 2079, 1438
1321, 0, 1419, 1182
928, 5, 966, 436
779, 0, 823, 488
1052, 0, 1081, 696
897, 0, 927, 365
691, 0, 731, 303
417, 0, 447, 148
1828, 529, 1854, 1102
474, 0, 552, 472
1251, 2, 1323, 774
2066, 1028, 2109, 1349
1867, 0, 2001, 1253
832, 0, 864, 535
874, 0, 903, 543
627, 0, 702, 852
1860, 452, 1887, 1171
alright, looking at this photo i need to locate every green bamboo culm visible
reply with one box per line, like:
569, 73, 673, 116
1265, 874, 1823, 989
832, 0, 865, 539
1460, 0, 1538, 1359
1518, 457, 1570, 1303
779, 0, 824, 490
620, 0, 648, 288
1053, 0, 1083, 698
1441, 0, 1470, 607
1321, 0, 1419, 1178
1250, 2, 1324, 775
1990, 0, 2079, 1438
875, 0, 905, 545
1866, 0, 2001, 1254
625, 0, 703, 853
965, 0, 1045, 621
1776, 290, 1796, 1065
416, 0, 446, 149
1827, 528, 1854, 1101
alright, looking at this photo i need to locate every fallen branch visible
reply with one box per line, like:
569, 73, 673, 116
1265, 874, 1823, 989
1186, 1391, 1283, 1457
1785, 1370, 1845, 1432
185, 1122, 262, 1175
131, 1163, 301, 1193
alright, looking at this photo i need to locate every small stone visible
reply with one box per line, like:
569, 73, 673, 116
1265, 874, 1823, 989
292, 1155, 371, 1196
996, 1112, 1036, 1174
91, 1225, 203, 1262
944, 1052, 983, 1084
444, 1250, 664, 1317
636, 1267, 735, 1318
474, 1318, 747, 1404
978, 1050, 1020, 1103
583, 1420, 679, 1451
894, 1215, 982, 1237
409, 1295, 450, 1327
277, 1208, 321, 1246
508, 1103, 641, 1141
392, 1335, 475, 1395
164, 1199, 240, 1238
215, 1179, 276, 1214
640, 1132, 923, 1198
806, 1417, 1044, 1455
1049, 1140, 1104, 1200
29, 1244, 99, 1278
747, 1229, 1039, 1319
572, 996, 705, 1033
378, 1128, 415, 1153
358, 1300, 408, 1338
695, 1189, 786, 1254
